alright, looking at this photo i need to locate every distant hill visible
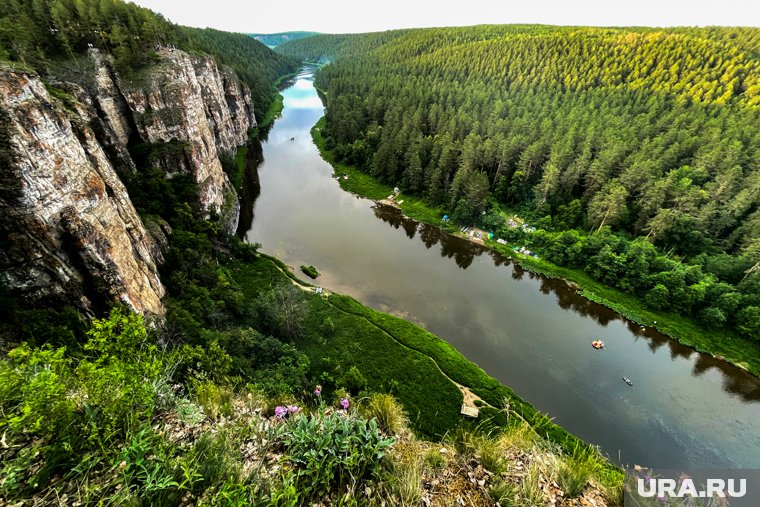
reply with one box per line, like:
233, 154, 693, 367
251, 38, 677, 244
248, 31, 319, 48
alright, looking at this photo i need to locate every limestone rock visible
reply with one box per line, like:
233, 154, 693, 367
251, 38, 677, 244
0, 70, 165, 315
115, 49, 255, 220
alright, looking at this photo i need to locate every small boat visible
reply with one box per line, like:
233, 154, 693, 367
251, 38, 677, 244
622, 376, 633, 386
592, 339, 605, 349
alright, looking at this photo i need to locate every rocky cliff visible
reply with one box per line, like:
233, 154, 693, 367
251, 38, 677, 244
0, 49, 257, 316
114, 49, 255, 226
0, 69, 165, 315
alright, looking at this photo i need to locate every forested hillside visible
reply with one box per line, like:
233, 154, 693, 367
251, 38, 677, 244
0, 0, 298, 118
280, 25, 760, 342
182, 27, 298, 119
249, 31, 319, 47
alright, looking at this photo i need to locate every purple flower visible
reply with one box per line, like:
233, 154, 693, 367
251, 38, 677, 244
340, 397, 350, 410
274, 405, 288, 419
287, 405, 300, 415
314, 385, 322, 396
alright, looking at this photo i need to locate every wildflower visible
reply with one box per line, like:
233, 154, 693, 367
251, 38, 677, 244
287, 405, 300, 415
274, 405, 288, 419
118, 460, 127, 470
340, 397, 350, 410
314, 385, 322, 396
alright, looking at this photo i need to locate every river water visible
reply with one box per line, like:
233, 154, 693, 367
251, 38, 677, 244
241, 70, 760, 469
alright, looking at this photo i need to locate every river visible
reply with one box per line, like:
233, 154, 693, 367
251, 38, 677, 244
241, 70, 760, 469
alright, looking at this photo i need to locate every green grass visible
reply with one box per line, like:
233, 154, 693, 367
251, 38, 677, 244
312, 117, 760, 379
250, 93, 284, 138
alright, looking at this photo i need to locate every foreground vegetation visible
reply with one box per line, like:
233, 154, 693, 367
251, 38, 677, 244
0, 310, 620, 504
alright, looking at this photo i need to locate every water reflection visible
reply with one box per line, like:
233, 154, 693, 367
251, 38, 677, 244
372, 204, 489, 270
236, 138, 263, 237
369, 198, 760, 404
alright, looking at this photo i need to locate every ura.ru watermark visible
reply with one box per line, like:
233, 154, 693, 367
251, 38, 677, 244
625, 467, 760, 506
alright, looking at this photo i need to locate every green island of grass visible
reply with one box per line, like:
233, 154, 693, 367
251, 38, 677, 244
300, 264, 320, 279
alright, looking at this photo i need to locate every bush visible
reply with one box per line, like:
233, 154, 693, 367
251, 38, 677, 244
300, 265, 319, 279
321, 316, 336, 337
338, 365, 367, 395
194, 381, 234, 419
280, 411, 394, 498
361, 393, 408, 436
252, 284, 308, 340
0, 309, 170, 448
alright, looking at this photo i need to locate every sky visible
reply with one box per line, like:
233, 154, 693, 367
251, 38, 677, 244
131, 0, 760, 34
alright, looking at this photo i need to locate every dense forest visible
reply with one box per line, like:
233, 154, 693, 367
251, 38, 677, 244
0, 0, 298, 119
279, 26, 760, 342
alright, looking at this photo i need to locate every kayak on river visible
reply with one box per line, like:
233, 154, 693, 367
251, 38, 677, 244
592, 339, 605, 349
622, 377, 633, 386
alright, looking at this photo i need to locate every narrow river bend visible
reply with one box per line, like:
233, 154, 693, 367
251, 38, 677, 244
242, 70, 760, 469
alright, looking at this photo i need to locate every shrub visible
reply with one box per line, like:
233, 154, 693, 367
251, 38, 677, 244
338, 365, 367, 395
321, 316, 336, 336
179, 339, 233, 382
0, 344, 75, 439
300, 265, 319, 279
194, 381, 234, 419
280, 411, 395, 498
361, 393, 408, 436
252, 284, 308, 340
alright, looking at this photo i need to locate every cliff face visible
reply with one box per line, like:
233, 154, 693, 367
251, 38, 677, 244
0, 70, 164, 315
116, 50, 254, 226
0, 49, 257, 316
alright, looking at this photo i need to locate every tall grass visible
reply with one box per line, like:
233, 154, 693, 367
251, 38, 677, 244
361, 393, 410, 436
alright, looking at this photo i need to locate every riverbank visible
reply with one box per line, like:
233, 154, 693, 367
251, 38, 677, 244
311, 117, 760, 379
